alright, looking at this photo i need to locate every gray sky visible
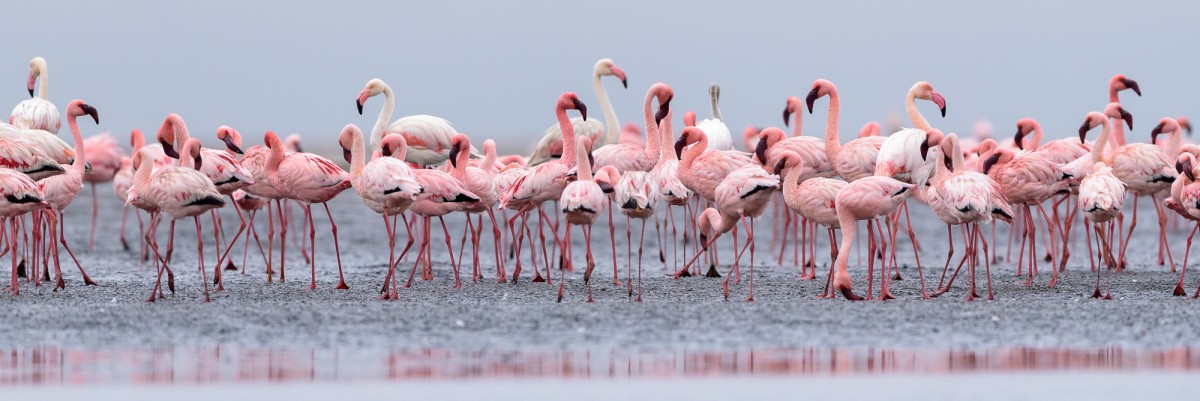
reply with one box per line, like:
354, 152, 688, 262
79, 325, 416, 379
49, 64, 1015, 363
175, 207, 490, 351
6, 1, 1197, 155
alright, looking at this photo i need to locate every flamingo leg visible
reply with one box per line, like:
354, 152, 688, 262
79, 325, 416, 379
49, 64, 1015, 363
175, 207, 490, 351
625, 215, 632, 292
936, 224, 954, 290
304, 204, 318, 290
585, 225, 596, 302
194, 216, 211, 302
319, 203, 348, 290
276, 200, 287, 283
1175, 224, 1198, 296
1152, 194, 1176, 272
486, 209, 505, 282
636, 217, 646, 302
222, 194, 249, 273
8, 218, 18, 296
438, 215, 462, 288
1117, 196, 1138, 271
58, 212, 96, 286
746, 217, 756, 302
610, 205, 619, 285
556, 225, 571, 303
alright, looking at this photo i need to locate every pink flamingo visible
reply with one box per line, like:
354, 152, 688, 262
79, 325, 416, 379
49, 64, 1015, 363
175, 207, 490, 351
741, 125, 760, 152
338, 125, 421, 299
676, 126, 755, 202
1078, 111, 1129, 299
557, 136, 608, 302
696, 83, 733, 151
592, 83, 671, 172
499, 92, 588, 283
356, 78, 464, 167
831, 176, 914, 301
649, 109, 692, 274
618, 123, 643, 146
980, 144, 1071, 287
590, 165, 622, 286
709, 165, 779, 301
528, 59, 627, 166
37, 99, 100, 289
132, 139, 226, 302
858, 122, 881, 138
1167, 152, 1200, 297
0, 136, 65, 180
284, 134, 303, 153
776, 151, 845, 292
392, 134, 478, 289
447, 134, 505, 283
231, 189, 269, 276
807, 79, 885, 182
0, 122, 74, 166
926, 133, 1013, 300
1111, 114, 1180, 272
613, 167, 657, 301
10, 57, 60, 134
1015, 117, 1091, 270
264, 131, 352, 290
239, 139, 292, 282
82, 132, 123, 251
0, 169, 48, 295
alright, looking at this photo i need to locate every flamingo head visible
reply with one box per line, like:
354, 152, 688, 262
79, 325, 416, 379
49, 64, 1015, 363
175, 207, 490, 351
981, 148, 1014, 175
557, 92, 588, 121
65, 100, 99, 124
859, 121, 881, 138
708, 83, 720, 103
1110, 74, 1142, 97
357, 78, 387, 115
939, 133, 959, 172
595, 59, 627, 89
772, 150, 803, 177
336, 124, 362, 164
181, 138, 204, 170
806, 79, 834, 114
1151, 117, 1181, 145
216, 126, 244, 155
1178, 153, 1197, 182
755, 128, 787, 165
594, 166, 619, 194
1013, 118, 1039, 150
922, 128, 945, 161
911, 82, 947, 117
649, 83, 673, 126
1102, 102, 1134, 130
1178, 117, 1193, 136
783, 96, 802, 126
157, 114, 185, 159
696, 208, 721, 249
284, 134, 303, 153
683, 111, 697, 127
675, 127, 704, 158
381, 133, 409, 160
448, 134, 471, 168
26, 57, 46, 97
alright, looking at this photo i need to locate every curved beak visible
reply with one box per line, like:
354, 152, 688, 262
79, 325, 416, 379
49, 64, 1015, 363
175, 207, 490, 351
161, 140, 179, 159
611, 66, 628, 89
572, 98, 588, 121
1078, 120, 1091, 144
26, 75, 35, 98
754, 137, 769, 164
773, 158, 787, 175
930, 91, 947, 117
782, 104, 792, 127
80, 104, 99, 124
356, 89, 370, 115
981, 153, 1002, 175
598, 182, 614, 193
674, 134, 688, 159
1123, 78, 1142, 97
805, 87, 820, 114
194, 154, 203, 171
342, 147, 353, 164
920, 141, 930, 161
1119, 107, 1133, 130
1013, 129, 1025, 150
1184, 121, 1194, 135
1151, 121, 1166, 144
222, 134, 244, 155
1183, 158, 1196, 182
448, 142, 461, 168
655, 98, 670, 126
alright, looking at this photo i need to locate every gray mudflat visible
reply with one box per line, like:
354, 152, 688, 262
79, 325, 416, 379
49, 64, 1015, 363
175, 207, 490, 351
2, 185, 1198, 352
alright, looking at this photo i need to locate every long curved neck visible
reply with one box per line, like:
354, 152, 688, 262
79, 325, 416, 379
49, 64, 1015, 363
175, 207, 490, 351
640, 93, 661, 162
680, 134, 707, 170
134, 154, 154, 187
950, 138, 965, 172
659, 109, 676, 163
824, 89, 842, 161
790, 105, 803, 137
370, 84, 395, 151
835, 209, 854, 277
575, 140, 592, 181
350, 132, 365, 180
557, 105, 577, 168
1091, 118, 1111, 164
1029, 124, 1044, 150
481, 144, 496, 173
132, 130, 145, 151
171, 118, 191, 151
452, 141, 470, 179
710, 91, 722, 120
1167, 127, 1183, 158
1112, 116, 1127, 147
594, 71, 619, 145
66, 113, 86, 172
906, 91, 931, 131
266, 143, 285, 177
36, 64, 49, 100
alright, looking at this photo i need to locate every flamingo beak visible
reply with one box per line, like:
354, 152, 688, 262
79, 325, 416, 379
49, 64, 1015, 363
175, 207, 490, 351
1119, 108, 1133, 130
79, 104, 99, 124
448, 142, 460, 168
1151, 121, 1165, 144
26, 75, 35, 97
194, 154, 203, 171
1014, 129, 1025, 150
982, 153, 1002, 174
572, 98, 588, 121
805, 87, 820, 114
754, 137, 769, 164
1123, 78, 1142, 97
611, 66, 628, 89
342, 148, 353, 164
599, 182, 613, 193
222, 135, 244, 155
356, 89, 370, 115
773, 159, 787, 175
920, 141, 930, 161
1078, 120, 1091, 144
655, 98, 670, 126
930, 91, 947, 117
782, 104, 792, 127
1184, 121, 1194, 135
674, 134, 688, 159
161, 140, 179, 159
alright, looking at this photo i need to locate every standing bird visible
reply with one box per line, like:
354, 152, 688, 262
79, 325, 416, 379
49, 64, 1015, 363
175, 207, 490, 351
82, 132, 124, 251
777, 152, 846, 291
831, 176, 914, 301
356, 78, 465, 167
709, 165, 779, 301
1078, 111, 1128, 299
529, 58, 628, 166
447, 134, 505, 283
338, 125, 421, 299
1111, 115, 1180, 272
37, 99, 100, 289
557, 136, 608, 302
807, 79, 885, 182
696, 83, 733, 151
264, 131, 353, 290
0, 169, 49, 295
613, 167, 658, 301
132, 139, 226, 302
0, 136, 65, 180
10, 57, 60, 134
592, 83, 671, 172
1167, 153, 1200, 297
981, 144, 1071, 286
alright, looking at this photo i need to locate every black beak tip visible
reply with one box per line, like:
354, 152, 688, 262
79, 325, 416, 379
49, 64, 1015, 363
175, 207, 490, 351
161, 141, 179, 159
27, 88, 34, 97
805, 88, 820, 114
940, 107, 947, 118
782, 107, 791, 127
621, 79, 628, 89
356, 100, 364, 115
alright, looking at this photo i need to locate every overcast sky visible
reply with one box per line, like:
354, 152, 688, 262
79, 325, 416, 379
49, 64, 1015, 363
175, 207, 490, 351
6, 1, 1197, 155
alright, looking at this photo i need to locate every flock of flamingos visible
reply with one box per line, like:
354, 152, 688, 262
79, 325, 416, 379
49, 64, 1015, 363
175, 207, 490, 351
3, 56, 1198, 303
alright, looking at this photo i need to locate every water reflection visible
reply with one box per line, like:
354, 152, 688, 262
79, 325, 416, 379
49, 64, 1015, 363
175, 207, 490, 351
3, 347, 1198, 385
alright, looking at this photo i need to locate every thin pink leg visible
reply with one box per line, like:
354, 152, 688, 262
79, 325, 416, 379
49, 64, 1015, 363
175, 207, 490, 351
58, 212, 96, 286
195, 217, 211, 302
323, 203, 348, 290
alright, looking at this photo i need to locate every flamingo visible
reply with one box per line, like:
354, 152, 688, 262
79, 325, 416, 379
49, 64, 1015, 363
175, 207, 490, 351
0, 122, 75, 166
284, 134, 304, 153
859, 122, 881, 138
0, 136, 65, 180
264, 131, 352, 290
612, 167, 657, 301
447, 134, 505, 283
980, 144, 1071, 287
649, 108, 692, 274
618, 123, 643, 146
741, 125, 760, 152
675, 126, 755, 202
807, 79, 885, 182
356, 78, 467, 166
131, 139, 225, 302
1078, 111, 1129, 299
926, 133, 1014, 300
82, 132, 123, 251
37, 99, 100, 290
830, 176, 914, 301
231, 189, 269, 276
1167, 152, 1200, 297
338, 124, 421, 299
590, 165, 622, 286
1015, 117, 1091, 270
529, 58, 627, 166
697, 83, 733, 151
238, 140, 290, 281
499, 92, 587, 283
776, 151, 845, 293
1111, 114, 1180, 272
114, 129, 170, 255
10, 57, 60, 134
398, 134, 479, 289
556, 136, 608, 302
592, 83, 671, 172
0, 169, 48, 295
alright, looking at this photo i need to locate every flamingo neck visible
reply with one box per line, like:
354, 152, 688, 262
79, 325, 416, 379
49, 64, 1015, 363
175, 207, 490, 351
680, 134, 707, 170
1091, 117, 1111, 164
179, 144, 197, 169
835, 209, 854, 278
950, 137, 965, 172
349, 132, 365, 180
1028, 123, 1044, 150
790, 106, 803, 137
480, 144, 496, 174
370, 84, 395, 151
134, 152, 154, 187
659, 109, 676, 163
710, 90, 722, 120
171, 117, 191, 151
575, 139, 592, 181
1166, 126, 1183, 159
593, 70, 619, 145
452, 141, 470, 179
132, 130, 145, 151
557, 105, 577, 168
1112, 116, 1127, 146
266, 142, 284, 177
66, 113, 86, 172
640, 91, 661, 163
36, 64, 49, 100
823, 89, 842, 160
906, 91, 931, 131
